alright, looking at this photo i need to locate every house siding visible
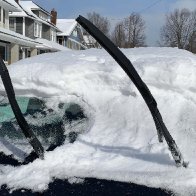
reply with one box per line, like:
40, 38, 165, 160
69, 32, 81, 42
72, 25, 84, 43
25, 17, 35, 39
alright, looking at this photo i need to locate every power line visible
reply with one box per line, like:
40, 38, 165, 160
138, 0, 164, 13
110, 0, 164, 21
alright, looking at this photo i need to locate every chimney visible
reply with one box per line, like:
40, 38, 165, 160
15, 0, 19, 3
51, 8, 57, 25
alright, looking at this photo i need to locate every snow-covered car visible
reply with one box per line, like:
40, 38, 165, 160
0, 16, 195, 196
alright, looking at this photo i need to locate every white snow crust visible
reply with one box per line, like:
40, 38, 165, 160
0, 47, 196, 195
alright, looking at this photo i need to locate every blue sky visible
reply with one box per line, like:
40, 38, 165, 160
30, 0, 196, 46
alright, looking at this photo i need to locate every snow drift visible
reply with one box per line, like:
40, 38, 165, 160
0, 47, 196, 195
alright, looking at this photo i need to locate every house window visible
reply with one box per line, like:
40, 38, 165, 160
34, 22, 42, 38
39, 12, 47, 21
3, 9, 5, 24
0, 7, 1, 22
25, 49, 31, 58
39, 12, 43, 19
58, 38, 63, 45
0, 44, 9, 62
39, 23, 42, 37
9, 18, 16, 31
72, 29, 78, 37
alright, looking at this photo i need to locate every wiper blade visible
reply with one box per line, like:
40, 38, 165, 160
76, 15, 187, 167
0, 58, 44, 159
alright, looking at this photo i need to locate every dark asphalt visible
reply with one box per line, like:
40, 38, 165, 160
0, 178, 173, 196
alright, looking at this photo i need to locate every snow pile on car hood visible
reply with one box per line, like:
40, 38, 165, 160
0, 47, 196, 195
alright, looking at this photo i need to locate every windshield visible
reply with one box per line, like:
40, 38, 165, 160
0, 96, 88, 156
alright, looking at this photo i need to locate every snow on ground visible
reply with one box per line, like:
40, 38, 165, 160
0, 47, 196, 195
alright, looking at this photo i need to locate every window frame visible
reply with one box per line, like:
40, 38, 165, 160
50, 28, 56, 42
34, 21, 42, 38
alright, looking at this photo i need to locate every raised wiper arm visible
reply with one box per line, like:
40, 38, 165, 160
0, 58, 44, 159
76, 15, 187, 168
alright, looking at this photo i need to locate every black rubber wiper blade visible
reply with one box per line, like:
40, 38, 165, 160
0, 58, 44, 159
76, 15, 187, 167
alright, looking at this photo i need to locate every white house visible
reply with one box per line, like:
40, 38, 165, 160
9, 0, 67, 58
56, 19, 87, 50
0, 0, 40, 64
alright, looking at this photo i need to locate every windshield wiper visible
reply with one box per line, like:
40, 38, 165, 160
76, 15, 188, 168
0, 58, 44, 160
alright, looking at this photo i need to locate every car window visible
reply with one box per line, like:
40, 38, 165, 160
0, 96, 89, 152
0, 97, 29, 123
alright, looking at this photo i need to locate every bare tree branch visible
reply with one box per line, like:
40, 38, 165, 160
160, 9, 196, 53
86, 12, 111, 48
111, 21, 126, 47
123, 13, 146, 48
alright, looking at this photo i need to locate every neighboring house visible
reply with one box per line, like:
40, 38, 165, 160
0, 0, 40, 64
56, 19, 87, 50
9, 0, 66, 58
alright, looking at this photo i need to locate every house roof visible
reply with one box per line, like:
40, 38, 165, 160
9, 1, 60, 31
1, 0, 21, 12
35, 38, 70, 51
28, 1, 50, 16
9, 1, 33, 17
0, 26, 41, 47
56, 19, 77, 36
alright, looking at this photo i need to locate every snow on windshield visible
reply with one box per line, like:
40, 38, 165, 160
0, 47, 196, 195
